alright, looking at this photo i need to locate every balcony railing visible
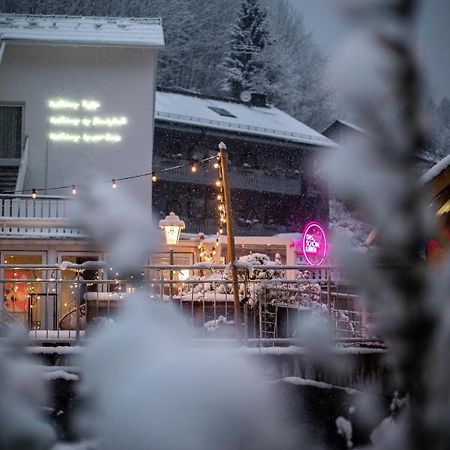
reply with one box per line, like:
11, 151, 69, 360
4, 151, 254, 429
0, 194, 82, 237
153, 156, 304, 195
0, 262, 379, 345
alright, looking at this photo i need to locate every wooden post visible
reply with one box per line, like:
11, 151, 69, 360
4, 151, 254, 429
219, 142, 241, 338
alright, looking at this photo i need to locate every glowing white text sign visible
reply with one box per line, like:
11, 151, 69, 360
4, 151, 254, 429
47, 98, 127, 144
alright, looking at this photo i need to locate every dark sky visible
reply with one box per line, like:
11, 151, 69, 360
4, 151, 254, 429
292, 0, 450, 103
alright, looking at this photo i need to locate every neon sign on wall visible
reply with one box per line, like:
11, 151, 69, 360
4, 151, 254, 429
302, 222, 328, 266
47, 98, 127, 144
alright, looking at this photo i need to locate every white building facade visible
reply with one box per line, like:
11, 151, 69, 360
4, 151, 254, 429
0, 14, 164, 332
0, 14, 164, 202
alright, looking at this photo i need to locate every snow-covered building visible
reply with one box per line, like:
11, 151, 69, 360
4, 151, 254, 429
153, 89, 335, 236
0, 14, 164, 200
323, 119, 436, 173
0, 14, 164, 329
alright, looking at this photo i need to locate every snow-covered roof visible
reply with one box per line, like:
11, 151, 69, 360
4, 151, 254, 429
155, 91, 336, 147
322, 119, 370, 140
420, 153, 450, 186
333, 119, 367, 135
0, 14, 164, 48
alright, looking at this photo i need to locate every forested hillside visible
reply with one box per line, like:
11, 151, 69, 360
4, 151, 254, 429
0, 0, 335, 130
1, 0, 447, 157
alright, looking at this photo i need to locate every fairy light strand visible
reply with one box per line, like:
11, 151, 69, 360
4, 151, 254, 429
2, 150, 226, 264
198, 153, 226, 263
1, 154, 219, 196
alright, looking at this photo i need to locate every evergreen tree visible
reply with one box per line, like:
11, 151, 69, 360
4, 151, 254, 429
221, 0, 269, 98
261, 0, 336, 129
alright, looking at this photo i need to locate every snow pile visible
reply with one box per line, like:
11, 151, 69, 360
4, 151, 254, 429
370, 416, 397, 447
203, 315, 234, 334
236, 252, 284, 279
43, 370, 79, 382
336, 416, 353, 448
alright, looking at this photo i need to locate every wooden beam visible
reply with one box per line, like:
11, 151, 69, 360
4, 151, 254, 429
219, 141, 241, 338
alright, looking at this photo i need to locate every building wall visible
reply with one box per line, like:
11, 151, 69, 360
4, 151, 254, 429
0, 44, 158, 206
153, 125, 329, 235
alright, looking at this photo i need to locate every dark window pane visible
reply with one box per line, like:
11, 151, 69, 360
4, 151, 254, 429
0, 106, 23, 158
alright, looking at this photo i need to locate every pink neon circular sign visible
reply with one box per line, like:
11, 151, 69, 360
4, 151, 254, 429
302, 222, 328, 266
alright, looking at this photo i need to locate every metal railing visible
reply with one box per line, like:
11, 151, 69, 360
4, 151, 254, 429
0, 263, 380, 344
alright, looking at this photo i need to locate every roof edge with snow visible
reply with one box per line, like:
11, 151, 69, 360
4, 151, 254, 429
420, 153, 450, 186
155, 90, 336, 147
0, 14, 165, 48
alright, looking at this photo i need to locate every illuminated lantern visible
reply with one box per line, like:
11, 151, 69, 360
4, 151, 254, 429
159, 212, 185, 246
302, 222, 328, 266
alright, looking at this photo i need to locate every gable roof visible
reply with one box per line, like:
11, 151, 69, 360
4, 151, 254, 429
0, 14, 164, 48
155, 91, 336, 147
322, 119, 370, 141
421, 154, 450, 188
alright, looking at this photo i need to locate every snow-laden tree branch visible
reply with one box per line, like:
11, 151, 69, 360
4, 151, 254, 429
324, 1, 449, 448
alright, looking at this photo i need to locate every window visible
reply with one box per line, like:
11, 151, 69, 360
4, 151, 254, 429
0, 105, 23, 158
2, 252, 45, 329
207, 106, 237, 118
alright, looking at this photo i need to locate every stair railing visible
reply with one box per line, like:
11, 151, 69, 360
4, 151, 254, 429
14, 135, 29, 194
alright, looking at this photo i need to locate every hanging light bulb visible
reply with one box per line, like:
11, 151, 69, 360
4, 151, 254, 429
151, 172, 157, 182
215, 180, 221, 187
71, 185, 77, 195
191, 163, 197, 173
31, 189, 37, 199
214, 162, 220, 169
112, 179, 117, 189
218, 204, 224, 211
217, 194, 222, 201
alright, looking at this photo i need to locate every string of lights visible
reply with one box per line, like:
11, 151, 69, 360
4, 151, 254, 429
3, 150, 228, 263
1, 154, 219, 197
197, 153, 226, 263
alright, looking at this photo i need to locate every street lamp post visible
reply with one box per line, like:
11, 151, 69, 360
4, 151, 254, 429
159, 212, 185, 299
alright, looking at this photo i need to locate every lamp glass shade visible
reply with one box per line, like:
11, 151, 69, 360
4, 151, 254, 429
164, 225, 182, 246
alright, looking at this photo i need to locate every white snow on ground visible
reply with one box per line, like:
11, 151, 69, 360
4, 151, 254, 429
370, 417, 397, 446
282, 377, 360, 395
243, 346, 385, 356
52, 440, 97, 450
204, 316, 234, 333
155, 91, 336, 146
27, 346, 82, 355
336, 416, 353, 448
43, 370, 79, 382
